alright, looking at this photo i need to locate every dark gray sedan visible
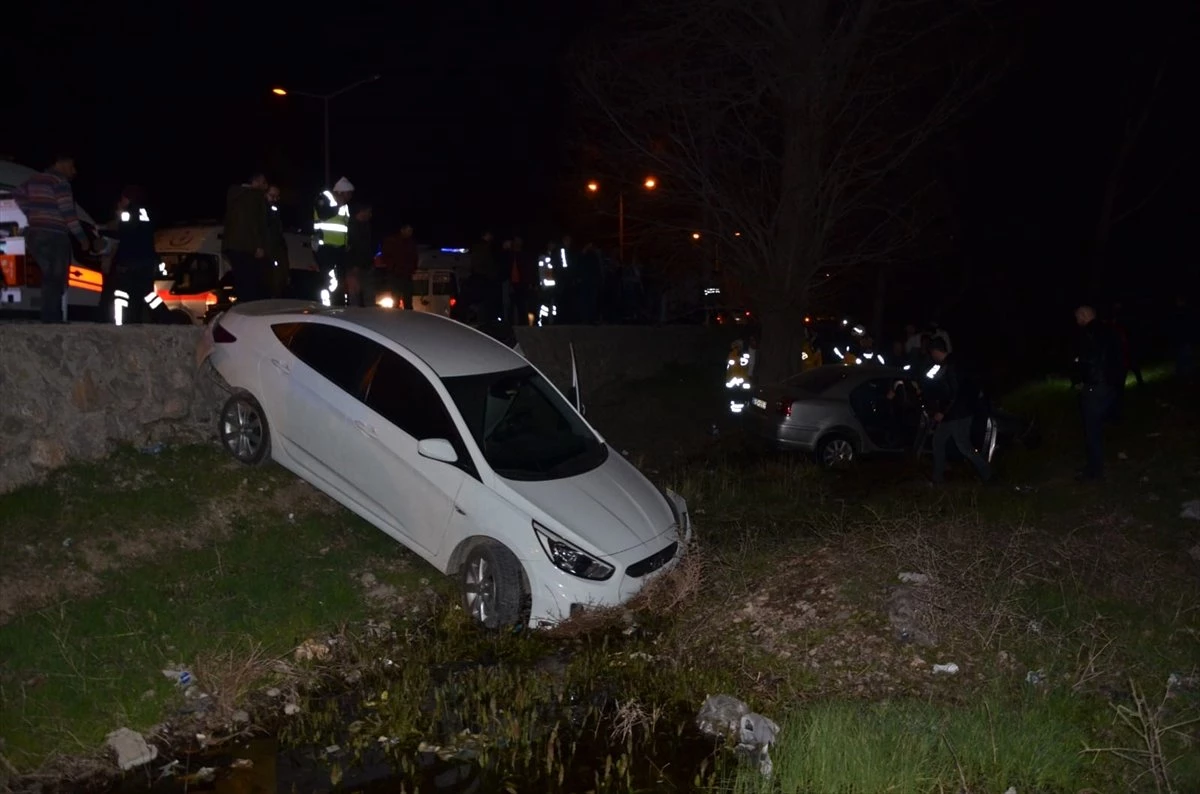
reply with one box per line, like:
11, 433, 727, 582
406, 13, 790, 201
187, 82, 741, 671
748, 365, 933, 466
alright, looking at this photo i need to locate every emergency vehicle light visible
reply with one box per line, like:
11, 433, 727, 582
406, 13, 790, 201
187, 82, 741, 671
440, 247, 467, 254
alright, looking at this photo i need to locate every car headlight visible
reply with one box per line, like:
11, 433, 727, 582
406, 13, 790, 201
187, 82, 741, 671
533, 522, 614, 581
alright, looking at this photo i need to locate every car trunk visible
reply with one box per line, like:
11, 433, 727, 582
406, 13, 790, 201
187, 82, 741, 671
751, 383, 820, 417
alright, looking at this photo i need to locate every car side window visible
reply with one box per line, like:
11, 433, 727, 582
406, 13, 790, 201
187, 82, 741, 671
272, 322, 378, 397
363, 351, 455, 440
363, 351, 476, 476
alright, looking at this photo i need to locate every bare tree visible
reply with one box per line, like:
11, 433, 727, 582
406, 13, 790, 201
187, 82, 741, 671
1089, 46, 1186, 295
574, 0, 1002, 382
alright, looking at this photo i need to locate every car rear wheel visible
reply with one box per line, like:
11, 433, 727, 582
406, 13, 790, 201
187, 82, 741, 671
817, 435, 856, 468
461, 542, 526, 630
219, 392, 270, 466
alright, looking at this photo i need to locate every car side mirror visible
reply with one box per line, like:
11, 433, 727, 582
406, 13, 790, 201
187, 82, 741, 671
417, 438, 458, 464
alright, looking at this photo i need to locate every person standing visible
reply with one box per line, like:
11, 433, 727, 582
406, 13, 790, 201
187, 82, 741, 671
510, 236, 536, 325
1168, 296, 1196, 379
109, 187, 158, 324
904, 323, 924, 359
12, 154, 97, 323
222, 173, 270, 304
264, 185, 290, 298
577, 241, 602, 324
345, 203, 374, 307
468, 231, 497, 319
381, 224, 419, 310
927, 337, 993, 485
313, 177, 354, 305
1073, 305, 1123, 481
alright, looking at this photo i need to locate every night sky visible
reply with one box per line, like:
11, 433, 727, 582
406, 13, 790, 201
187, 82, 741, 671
7, 0, 1197, 348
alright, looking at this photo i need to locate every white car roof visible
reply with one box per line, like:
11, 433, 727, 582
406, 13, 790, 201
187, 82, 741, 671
0, 160, 98, 226
234, 301, 527, 378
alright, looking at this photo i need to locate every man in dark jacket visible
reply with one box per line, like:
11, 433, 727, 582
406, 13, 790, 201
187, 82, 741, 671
264, 185, 290, 298
108, 186, 158, 325
466, 231, 497, 318
1074, 305, 1123, 480
928, 337, 993, 485
381, 224, 419, 310
222, 173, 270, 303
345, 204, 374, 307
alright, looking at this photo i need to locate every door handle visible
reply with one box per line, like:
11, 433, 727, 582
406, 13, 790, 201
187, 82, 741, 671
270, 358, 290, 374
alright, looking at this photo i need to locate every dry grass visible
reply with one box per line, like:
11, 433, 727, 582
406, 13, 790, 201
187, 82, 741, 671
546, 540, 705, 638
190, 642, 278, 724
1083, 679, 1200, 794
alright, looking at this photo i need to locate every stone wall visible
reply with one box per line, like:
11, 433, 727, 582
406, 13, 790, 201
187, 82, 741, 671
0, 323, 727, 493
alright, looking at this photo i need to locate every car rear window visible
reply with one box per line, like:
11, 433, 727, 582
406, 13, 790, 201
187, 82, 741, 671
782, 367, 854, 394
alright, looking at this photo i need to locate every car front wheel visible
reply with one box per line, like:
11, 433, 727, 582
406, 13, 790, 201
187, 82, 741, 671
219, 391, 271, 466
461, 542, 526, 630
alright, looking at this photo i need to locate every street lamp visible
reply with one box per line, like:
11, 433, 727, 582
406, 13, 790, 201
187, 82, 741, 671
585, 176, 657, 262
692, 232, 701, 240
270, 74, 382, 187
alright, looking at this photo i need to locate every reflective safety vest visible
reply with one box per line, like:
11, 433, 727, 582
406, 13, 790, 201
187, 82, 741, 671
312, 190, 350, 248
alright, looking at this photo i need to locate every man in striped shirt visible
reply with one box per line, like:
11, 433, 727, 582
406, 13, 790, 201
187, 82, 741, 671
12, 155, 96, 323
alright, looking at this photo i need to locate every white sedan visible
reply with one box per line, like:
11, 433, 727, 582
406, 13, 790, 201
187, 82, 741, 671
196, 301, 691, 629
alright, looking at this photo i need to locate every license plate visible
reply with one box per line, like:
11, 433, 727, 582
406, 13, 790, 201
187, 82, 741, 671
752, 398, 767, 410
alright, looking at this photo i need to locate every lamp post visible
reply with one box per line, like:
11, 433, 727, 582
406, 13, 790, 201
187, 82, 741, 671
271, 74, 381, 187
586, 176, 656, 262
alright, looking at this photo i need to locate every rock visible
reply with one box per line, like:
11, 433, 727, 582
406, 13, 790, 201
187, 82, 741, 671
897, 572, 930, 585
266, 687, 282, 698
106, 727, 158, 771
696, 695, 779, 778
231, 710, 250, 724
29, 439, 68, 469
294, 637, 330, 662
696, 694, 750, 737
70, 372, 101, 413
886, 586, 938, 647
231, 758, 254, 770
360, 572, 377, 587
1181, 500, 1200, 521
284, 703, 301, 715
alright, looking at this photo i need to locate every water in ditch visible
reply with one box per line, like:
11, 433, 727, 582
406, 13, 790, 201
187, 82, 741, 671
109, 623, 737, 794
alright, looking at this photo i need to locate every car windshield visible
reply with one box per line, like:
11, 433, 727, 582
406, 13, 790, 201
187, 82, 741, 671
442, 366, 607, 481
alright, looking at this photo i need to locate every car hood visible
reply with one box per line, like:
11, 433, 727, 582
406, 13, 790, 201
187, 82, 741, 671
503, 450, 675, 555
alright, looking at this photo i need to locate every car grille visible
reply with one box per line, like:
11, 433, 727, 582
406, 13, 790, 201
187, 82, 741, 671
626, 542, 678, 578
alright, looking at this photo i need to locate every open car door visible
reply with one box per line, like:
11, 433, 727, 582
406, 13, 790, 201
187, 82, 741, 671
566, 343, 584, 415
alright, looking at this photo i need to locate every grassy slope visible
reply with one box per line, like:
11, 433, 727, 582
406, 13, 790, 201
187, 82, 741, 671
0, 446, 427, 769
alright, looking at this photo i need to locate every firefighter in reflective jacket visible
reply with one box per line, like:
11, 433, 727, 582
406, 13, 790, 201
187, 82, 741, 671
108, 186, 159, 325
313, 177, 354, 305
536, 242, 558, 325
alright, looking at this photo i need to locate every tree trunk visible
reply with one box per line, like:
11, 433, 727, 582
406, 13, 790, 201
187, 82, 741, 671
755, 303, 810, 386
871, 266, 887, 343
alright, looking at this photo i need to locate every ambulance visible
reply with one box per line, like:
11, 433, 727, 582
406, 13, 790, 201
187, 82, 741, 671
154, 224, 321, 325
0, 160, 111, 319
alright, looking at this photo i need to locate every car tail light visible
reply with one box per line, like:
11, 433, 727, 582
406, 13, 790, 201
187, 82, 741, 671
449, 297, 457, 307
213, 322, 237, 343
205, 292, 218, 306
778, 399, 793, 418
